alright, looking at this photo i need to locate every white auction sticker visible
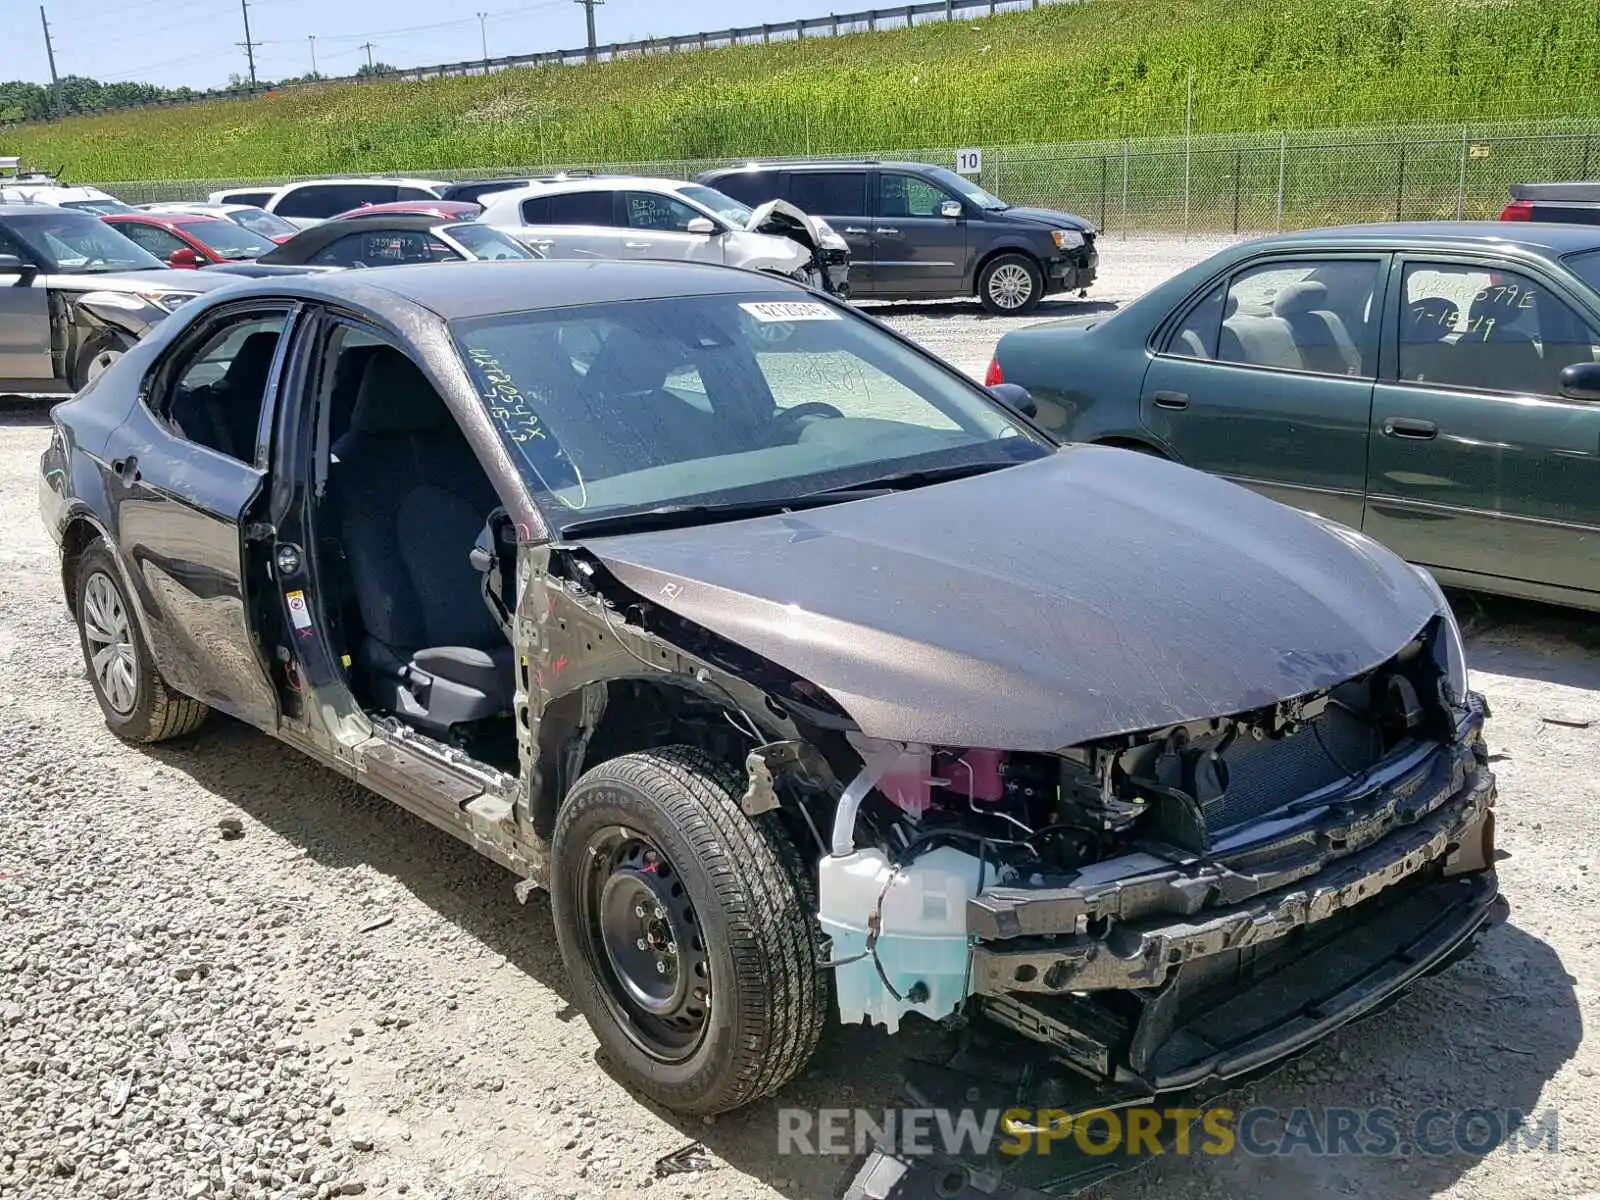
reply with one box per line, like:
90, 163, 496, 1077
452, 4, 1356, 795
285, 589, 313, 631
740, 301, 841, 323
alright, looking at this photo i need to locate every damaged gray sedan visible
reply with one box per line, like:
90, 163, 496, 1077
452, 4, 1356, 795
40, 259, 1498, 1120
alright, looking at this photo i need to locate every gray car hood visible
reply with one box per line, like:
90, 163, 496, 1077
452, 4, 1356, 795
580, 447, 1437, 751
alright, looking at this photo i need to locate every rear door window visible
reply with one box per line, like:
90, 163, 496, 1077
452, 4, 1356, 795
309, 231, 458, 267
1216, 260, 1379, 377
276, 184, 398, 219
787, 171, 868, 217
622, 192, 704, 232
708, 172, 778, 206
538, 191, 617, 226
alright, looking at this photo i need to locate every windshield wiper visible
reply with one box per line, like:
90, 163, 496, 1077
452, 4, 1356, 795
556, 461, 1018, 539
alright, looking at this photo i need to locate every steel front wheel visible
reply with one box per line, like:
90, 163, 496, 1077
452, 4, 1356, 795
550, 746, 826, 1115
978, 253, 1044, 315
73, 540, 208, 742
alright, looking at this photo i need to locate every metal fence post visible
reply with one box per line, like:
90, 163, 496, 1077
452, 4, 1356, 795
1395, 142, 1406, 221
1584, 135, 1594, 179
1232, 148, 1242, 233
1099, 155, 1108, 231
1182, 67, 1194, 239
1275, 130, 1286, 230
1121, 137, 1130, 239
1456, 124, 1468, 219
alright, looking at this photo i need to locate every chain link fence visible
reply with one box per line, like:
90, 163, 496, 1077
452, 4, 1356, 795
92, 117, 1600, 236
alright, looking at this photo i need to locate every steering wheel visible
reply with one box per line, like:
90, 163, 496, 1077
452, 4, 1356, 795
772, 402, 846, 438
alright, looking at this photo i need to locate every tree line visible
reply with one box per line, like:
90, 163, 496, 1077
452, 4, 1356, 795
0, 64, 401, 124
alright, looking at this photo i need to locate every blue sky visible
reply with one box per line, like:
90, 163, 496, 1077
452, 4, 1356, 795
4, 0, 828, 89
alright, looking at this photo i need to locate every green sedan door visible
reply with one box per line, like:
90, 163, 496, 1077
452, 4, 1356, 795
1140, 254, 1387, 530
1365, 254, 1600, 601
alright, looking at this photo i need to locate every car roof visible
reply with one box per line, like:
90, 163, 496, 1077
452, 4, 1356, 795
482, 176, 692, 209
106, 211, 215, 226
1241, 221, 1600, 257
260, 213, 464, 260
275, 177, 449, 191
0, 201, 107, 217
706, 160, 934, 174
211, 258, 809, 321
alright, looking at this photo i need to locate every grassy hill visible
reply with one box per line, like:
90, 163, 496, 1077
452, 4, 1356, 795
8, 0, 1600, 184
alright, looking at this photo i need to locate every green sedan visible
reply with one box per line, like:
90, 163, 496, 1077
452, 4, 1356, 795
990, 222, 1600, 611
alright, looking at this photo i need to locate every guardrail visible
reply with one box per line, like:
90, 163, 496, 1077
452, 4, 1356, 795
0, 0, 1059, 127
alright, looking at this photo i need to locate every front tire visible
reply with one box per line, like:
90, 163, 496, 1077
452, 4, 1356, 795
978, 253, 1044, 315
550, 746, 826, 1115
74, 540, 208, 742
72, 331, 131, 391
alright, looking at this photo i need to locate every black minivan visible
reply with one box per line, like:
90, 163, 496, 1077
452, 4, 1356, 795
699, 160, 1097, 314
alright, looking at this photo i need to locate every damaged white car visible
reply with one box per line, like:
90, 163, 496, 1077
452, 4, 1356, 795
478, 174, 850, 296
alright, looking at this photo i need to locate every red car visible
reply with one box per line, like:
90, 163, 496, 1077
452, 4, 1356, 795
101, 212, 281, 269
326, 199, 482, 222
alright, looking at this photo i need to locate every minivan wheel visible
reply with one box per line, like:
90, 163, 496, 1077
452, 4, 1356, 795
978, 254, 1044, 315
73, 540, 209, 742
551, 746, 826, 1115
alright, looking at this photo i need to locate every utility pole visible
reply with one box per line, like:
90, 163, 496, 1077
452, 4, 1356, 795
38, 6, 61, 117
574, 0, 603, 62
308, 35, 318, 77
237, 0, 260, 89
360, 41, 376, 72
477, 12, 489, 67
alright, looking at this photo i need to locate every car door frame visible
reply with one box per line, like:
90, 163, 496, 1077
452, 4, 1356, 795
1139, 248, 1393, 530
1365, 248, 1600, 601
0, 225, 54, 385
103, 298, 305, 731
869, 169, 971, 299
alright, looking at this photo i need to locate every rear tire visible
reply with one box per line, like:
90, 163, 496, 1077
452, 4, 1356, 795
73, 540, 208, 742
978, 253, 1044, 315
550, 746, 826, 1115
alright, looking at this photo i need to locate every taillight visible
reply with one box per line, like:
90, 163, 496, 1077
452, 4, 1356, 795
1499, 199, 1534, 222
984, 357, 1004, 386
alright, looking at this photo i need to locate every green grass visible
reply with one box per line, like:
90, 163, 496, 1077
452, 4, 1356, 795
8, 0, 1600, 185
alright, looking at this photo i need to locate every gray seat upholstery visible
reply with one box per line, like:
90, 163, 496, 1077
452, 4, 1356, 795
1272, 281, 1362, 375
330, 348, 511, 737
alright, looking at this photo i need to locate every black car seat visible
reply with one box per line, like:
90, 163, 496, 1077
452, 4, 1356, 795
1399, 298, 1459, 384
330, 347, 511, 737
167, 329, 279, 461
1272, 281, 1361, 375
1453, 290, 1544, 393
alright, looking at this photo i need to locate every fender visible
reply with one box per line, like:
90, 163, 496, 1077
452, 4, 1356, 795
74, 290, 170, 343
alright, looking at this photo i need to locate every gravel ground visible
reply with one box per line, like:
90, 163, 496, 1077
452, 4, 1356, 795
3, 234, 1598, 1200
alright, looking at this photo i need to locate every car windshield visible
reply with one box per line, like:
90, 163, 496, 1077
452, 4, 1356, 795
180, 217, 278, 258
4, 210, 164, 272
230, 207, 297, 238
924, 166, 1009, 211
1563, 248, 1600, 294
677, 185, 751, 227
59, 198, 138, 215
443, 223, 535, 260
453, 292, 1047, 531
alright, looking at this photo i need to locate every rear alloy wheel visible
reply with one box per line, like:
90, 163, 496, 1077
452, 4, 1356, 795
551, 746, 826, 1115
74, 540, 208, 742
978, 253, 1044, 315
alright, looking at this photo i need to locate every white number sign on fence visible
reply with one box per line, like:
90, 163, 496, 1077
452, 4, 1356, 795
956, 148, 983, 175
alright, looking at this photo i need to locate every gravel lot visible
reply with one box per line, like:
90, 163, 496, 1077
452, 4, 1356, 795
3, 235, 1597, 1200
